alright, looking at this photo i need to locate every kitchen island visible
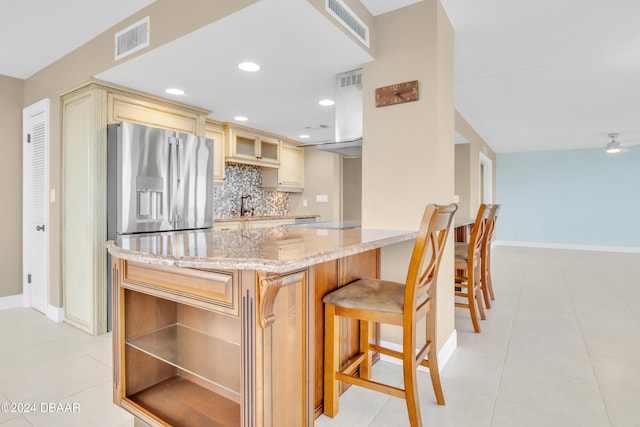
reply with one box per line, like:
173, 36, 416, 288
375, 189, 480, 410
106, 226, 416, 427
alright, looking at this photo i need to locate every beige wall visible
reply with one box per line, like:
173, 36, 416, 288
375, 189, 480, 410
455, 111, 497, 218
454, 143, 471, 217
22, 0, 259, 307
289, 152, 362, 223
0, 75, 24, 298
289, 148, 342, 221
362, 0, 455, 350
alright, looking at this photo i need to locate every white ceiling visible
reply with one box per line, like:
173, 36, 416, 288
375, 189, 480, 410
3, 0, 640, 153
97, 0, 373, 145
440, 0, 640, 152
0, 0, 156, 79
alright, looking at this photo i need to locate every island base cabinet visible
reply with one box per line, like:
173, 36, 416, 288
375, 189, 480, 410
112, 260, 243, 427
252, 270, 310, 427
112, 250, 380, 426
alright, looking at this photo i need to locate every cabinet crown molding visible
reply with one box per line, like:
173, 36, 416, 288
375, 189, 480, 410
60, 78, 212, 116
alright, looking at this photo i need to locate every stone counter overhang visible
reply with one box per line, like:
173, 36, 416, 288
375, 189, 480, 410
105, 226, 417, 273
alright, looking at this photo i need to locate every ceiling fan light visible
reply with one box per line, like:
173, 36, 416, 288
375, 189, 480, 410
606, 140, 621, 153
238, 62, 260, 72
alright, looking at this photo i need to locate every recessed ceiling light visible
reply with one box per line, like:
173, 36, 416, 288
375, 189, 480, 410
234, 116, 248, 122
318, 99, 334, 106
165, 88, 185, 95
299, 134, 310, 139
238, 62, 260, 72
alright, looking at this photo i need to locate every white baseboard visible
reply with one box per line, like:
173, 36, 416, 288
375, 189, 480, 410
47, 305, 65, 323
0, 295, 64, 324
0, 294, 24, 311
378, 329, 457, 373
494, 240, 640, 254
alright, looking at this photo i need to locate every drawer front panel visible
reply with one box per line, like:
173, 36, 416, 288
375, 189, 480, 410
124, 262, 238, 315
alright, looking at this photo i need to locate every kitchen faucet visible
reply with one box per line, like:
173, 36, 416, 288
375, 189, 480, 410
240, 195, 253, 217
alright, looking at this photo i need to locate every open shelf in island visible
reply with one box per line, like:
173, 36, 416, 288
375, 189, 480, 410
129, 376, 240, 427
126, 323, 240, 394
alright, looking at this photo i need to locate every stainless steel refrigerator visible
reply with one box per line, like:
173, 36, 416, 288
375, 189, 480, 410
106, 121, 214, 329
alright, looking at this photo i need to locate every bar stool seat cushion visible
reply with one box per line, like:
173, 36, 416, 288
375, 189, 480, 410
323, 278, 427, 314
455, 242, 469, 262
455, 254, 468, 263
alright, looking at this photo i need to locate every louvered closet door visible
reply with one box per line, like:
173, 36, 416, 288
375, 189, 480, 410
24, 100, 49, 314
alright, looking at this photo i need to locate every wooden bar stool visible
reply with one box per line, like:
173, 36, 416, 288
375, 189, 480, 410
454, 204, 490, 333
455, 204, 500, 309
480, 204, 500, 306
322, 204, 457, 427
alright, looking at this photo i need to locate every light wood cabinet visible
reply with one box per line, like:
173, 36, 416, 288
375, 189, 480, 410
263, 140, 305, 192
214, 218, 296, 231
225, 124, 280, 167
112, 258, 312, 426
62, 87, 108, 335
245, 218, 295, 229
113, 260, 242, 426
111, 248, 380, 426
205, 120, 226, 186
213, 221, 243, 231
107, 92, 204, 134
61, 79, 210, 335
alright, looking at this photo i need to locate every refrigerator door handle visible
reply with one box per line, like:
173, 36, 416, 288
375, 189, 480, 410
168, 136, 179, 228
175, 137, 184, 225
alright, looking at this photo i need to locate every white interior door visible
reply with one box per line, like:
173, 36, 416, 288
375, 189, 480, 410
479, 152, 493, 204
23, 99, 50, 314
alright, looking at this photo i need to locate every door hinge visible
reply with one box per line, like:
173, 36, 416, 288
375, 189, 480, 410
27, 134, 31, 143
27, 274, 31, 284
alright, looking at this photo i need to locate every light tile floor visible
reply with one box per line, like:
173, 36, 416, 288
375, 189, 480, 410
1, 246, 639, 426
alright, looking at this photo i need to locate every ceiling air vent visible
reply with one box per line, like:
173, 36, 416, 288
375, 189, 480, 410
325, 0, 370, 47
115, 16, 150, 61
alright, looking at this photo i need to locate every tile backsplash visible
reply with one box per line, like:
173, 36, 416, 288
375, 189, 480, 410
213, 163, 289, 218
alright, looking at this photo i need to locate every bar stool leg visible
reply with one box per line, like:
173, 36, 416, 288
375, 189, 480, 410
426, 315, 445, 405
403, 330, 422, 427
359, 319, 372, 380
476, 278, 487, 321
468, 282, 481, 333
323, 304, 339, 417
481, 275, 492, 309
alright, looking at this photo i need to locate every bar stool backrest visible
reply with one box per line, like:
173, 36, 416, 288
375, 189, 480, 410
404, 203, 458, 322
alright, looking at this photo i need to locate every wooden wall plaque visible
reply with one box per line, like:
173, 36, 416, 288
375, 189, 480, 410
375, 80, 419, 107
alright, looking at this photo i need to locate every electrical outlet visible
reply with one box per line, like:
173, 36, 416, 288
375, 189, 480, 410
453, 195, 459, 203
303, 199, 308, 207
316, 194, 328, 203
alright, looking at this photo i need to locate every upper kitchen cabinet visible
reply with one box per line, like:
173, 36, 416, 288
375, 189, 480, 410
61, 79, 211, 335
225, 124, 280, 167
107, 91, 205, 135
205, 120, 226, 186
263, 140, 305, 192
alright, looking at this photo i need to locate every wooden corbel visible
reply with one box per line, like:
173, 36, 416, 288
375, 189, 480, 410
258, 273, 283, 328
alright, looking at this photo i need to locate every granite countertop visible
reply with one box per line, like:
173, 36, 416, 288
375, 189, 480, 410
215, 214, 320, 223
105, 227, 416, 273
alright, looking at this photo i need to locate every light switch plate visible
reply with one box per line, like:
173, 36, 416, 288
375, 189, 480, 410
316, 194, 328, 203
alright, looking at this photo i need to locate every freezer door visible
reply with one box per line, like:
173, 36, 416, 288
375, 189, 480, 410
117, 122, 172, 234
